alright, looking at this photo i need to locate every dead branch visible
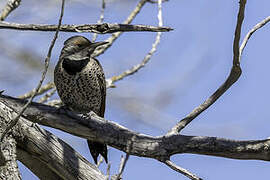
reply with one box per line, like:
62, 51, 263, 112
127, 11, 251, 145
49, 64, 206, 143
0, 21, 172, 33
1, 94, 270, 162
0, 0, 21, 21
167, 0, 247, 135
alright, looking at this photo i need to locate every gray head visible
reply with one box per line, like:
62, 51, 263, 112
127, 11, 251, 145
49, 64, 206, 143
61, 36, 108, 59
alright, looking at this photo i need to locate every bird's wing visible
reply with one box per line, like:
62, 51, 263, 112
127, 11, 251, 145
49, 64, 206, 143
97, 72, 106, 118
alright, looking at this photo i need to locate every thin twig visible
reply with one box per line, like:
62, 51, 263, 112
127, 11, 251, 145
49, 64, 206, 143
105, 162, 111, 180
115, 136, 135, 180
0, 21, 172, 33
239, 16, 270, 60
167, 0, 246, 135
148, 0, 169, 3
46, 99, 62, 107
0, 0, 65, 142
92, 0, 106, 42
38, 88, 57, 103
115, 154, 130, 180
96, 156, 104, 168
0, 0, 21, 21
93, 0, 150, 57
106, 0, 164, 88
161, 160, 202, 180
18, 82, 55, 99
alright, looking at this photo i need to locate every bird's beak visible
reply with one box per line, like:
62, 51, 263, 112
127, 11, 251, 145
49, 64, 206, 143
89, 41, 109, 49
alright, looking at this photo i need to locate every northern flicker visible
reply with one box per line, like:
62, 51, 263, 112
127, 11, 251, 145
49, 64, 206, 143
54, 35, 108, 164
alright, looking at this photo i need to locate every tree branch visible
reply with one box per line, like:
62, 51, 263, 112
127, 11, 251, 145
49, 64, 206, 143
167, 0, 246, 135
93, 0, 150, 57
0, 0, 65, 142
160, 160, 202, 180
0, 100, 106, 180
0, 127, 21, 180
106, 0, 164, 88
92, 0, 106, 42
18, 82, 55, 99
1, 94, 270, 162
0, 0, 21, 21
239, 15, 270, 60
0, 21, 172, 33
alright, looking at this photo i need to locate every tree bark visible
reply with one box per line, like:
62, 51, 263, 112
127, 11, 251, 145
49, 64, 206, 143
1, 94, 270, 162
0, 97, 106, 180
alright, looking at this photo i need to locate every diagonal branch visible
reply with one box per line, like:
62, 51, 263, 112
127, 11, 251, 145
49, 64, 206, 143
92, 0, 106, 42
167, 0, 247, 135
0, 21, 172, 33
93, 0, 150, 57
0, 0, 65, 142
106, 0, 164, 88
160, 160, 202, 180
0, 101, 106, 180
18, 82, 55, 99
239, 16, 270, 60
0, 0, 21, 21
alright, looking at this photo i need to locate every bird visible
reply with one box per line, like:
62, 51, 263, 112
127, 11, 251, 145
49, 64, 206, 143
54, 35, 108, 164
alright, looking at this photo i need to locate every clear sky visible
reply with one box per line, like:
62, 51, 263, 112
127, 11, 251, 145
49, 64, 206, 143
1, 0, 270, 179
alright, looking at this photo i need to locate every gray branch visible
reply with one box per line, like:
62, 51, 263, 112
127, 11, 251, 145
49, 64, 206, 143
1, 94, 270, 162
0, 122, 21, 180
167, 0, 246, 135
0, 21, 172, 33
0, 99, 106, 180
0, 0, 21, 21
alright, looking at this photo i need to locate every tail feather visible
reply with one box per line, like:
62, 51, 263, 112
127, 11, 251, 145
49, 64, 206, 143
87, 140, 108, 164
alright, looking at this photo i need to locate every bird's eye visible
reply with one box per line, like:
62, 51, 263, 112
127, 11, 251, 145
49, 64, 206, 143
77, 44, 82, 47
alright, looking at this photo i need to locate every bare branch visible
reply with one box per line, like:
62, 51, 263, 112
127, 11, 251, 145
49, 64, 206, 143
93, 0, 150, 57
105, 162, 111, 180
92, 0, 106, 42
96, 156, 104, 168
107, 0, 163, 88
0, 0, 21, 21
0, 128, 21, 180
46, 99, 62, 107
239, 16, 270, 60
160, 160, 202, 180
0, 0, 65, 142
0, 102, 106, 180
115, 154, 130, 180
147, 0, 169, 3
18, 82, 55, 99
167, 0, 246, 135
115, 136, 134, 180
1, 94, 270, 162
0, 21, 172, 33
38, 88, 57, 103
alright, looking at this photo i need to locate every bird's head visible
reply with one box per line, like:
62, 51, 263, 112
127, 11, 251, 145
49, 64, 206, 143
61, 36, 108, 59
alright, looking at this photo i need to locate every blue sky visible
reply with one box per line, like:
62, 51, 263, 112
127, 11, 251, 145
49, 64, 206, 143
1, 0, 270, 179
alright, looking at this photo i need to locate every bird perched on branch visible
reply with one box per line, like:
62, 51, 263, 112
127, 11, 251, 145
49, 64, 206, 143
54, 35, 108, 164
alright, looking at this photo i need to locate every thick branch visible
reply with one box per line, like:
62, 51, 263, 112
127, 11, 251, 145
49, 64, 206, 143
0, 0, 65, 142
0, 100, 106, 180
0, 128, 21, 180
1, 94, 270, 162
0, 21, 172, 33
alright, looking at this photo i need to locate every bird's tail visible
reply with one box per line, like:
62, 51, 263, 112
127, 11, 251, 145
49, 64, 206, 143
87, 140, 108, 164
